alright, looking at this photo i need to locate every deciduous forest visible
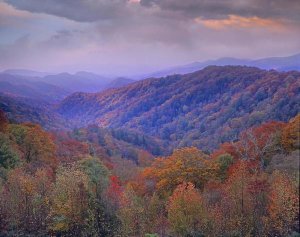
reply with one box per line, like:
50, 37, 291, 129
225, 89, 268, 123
0, 109, 298, 236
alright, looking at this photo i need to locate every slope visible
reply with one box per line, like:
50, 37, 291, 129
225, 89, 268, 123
58, 66, 300, 151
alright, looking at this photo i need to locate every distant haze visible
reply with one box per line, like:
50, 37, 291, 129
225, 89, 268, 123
0, 0, 300, 76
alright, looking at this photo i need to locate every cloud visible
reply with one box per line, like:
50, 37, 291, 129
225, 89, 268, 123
195, 15, 285, 31
7, 0, 300, 24
0, 1, 32, 27
4, 0, 130, 22
140, 0, 300, 22
0, 1, 30, 18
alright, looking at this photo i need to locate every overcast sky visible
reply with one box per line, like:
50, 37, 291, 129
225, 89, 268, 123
0, 0, 299, 76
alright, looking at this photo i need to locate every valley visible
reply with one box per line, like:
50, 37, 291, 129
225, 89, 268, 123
0, 59, 299, 237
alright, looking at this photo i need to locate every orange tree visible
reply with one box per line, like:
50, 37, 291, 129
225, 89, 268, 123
232, 121, 284, 170
281, 114, 300, 152
143, 147, 219, 196
9, 123, 57, 169
266, 171, 299, 236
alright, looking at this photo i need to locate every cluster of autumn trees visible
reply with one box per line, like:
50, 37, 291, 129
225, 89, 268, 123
0, 109, 299, 236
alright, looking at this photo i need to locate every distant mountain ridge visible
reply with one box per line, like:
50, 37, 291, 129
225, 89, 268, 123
105, 77, 136, 89
0, 70, 136, 130
2, 69, 54, 78
143, 53, 300, 78
0, 94, 68, 130
4, 54, 299, 81
58, 66, 300, 151
0, 73, 70, 103
0, 71, 136, 102
42, 72, 110, 93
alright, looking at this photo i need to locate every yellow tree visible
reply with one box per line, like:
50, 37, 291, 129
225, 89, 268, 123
3, 168, 53, 235
167, 182, 205, 237
4, 168, 37, 233
118, 185, 147, 237
49, 166, 90, 235
220, 160, 256, 236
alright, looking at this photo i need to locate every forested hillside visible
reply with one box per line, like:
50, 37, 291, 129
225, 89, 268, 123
0, 95, 68, 130
58, 66, 300, 150
0, 109, 298, 236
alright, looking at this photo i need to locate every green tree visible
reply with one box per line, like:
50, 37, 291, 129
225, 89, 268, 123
78, 156, 110, 190
216, 153, 234, 181
0, 133, 19, 178
79, 156, 118, 236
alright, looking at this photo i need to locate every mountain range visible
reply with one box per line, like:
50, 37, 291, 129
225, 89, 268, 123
1, 54, 299, 151
0, 72, 135, 101
58, 66, 300, 150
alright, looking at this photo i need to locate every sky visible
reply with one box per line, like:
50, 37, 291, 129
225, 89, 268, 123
0, 0, 299, 76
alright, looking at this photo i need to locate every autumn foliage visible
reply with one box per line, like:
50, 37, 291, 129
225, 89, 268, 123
0, 111, 299, 236
281, 114, 300, 151
143, 147, 219, 195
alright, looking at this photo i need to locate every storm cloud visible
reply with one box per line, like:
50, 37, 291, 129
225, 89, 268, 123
4, 0, 131, 22
6, 0, 300, 22
140, 0, 300, 21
